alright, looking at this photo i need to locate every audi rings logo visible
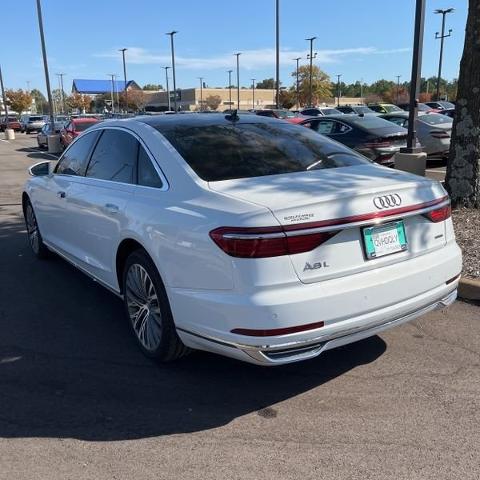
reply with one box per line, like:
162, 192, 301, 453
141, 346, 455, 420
373, 194, 402, 209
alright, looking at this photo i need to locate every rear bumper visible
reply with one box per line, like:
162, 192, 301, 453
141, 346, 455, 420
172, 241, 462, 365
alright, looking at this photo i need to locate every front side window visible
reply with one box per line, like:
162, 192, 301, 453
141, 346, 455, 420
86, 129, 138, 184
157, 121, 368, 181
55, 131, 100, 176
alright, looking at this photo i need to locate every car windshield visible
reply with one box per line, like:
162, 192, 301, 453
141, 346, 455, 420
276, 110, 296, 118
383, 105, 403, 113
157, 122, 369, 181
439, 101, 455, 109
29, 116, 44, 122
321, 108, 342, 115
7, 117, 18, 121
354, 106, 374, 114
74, 121, 98, 132
344, 115, 401, 129
418, 113, 452, 125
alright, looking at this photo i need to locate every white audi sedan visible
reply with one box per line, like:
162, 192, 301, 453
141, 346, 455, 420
23, 114, 462, 365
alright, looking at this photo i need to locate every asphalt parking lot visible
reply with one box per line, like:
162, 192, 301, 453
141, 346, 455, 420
0, 134, 479, 480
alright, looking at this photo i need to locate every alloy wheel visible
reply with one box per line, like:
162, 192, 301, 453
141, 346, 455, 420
26, 204, 40, 254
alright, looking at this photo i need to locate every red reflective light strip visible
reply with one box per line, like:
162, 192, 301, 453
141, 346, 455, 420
424, 204, 451, 223
282, 195, 449, 232
231, 320, 325, 337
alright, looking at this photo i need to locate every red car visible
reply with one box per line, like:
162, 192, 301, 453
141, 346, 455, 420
0, 116, 22, 132
60, 118, 100, 149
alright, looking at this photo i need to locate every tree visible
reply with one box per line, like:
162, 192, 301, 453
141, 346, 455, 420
205, 95, 222, 111
66, 93, 92, 113
256, 78, 275, 89
30, 89, 48, 114
5, 89, 32, 115
52, 88, 67, 112
119, 89, 147, 112
383, 86, 410, 104
445, 0, 480, 208
279, 89, 295, 109
291, 65, 332, 106
143, 83, 163, 91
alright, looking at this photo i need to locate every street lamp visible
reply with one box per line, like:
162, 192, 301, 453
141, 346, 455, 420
227, 70, 233, 110
293, 57, 301, 108
35, 0, 55, 131
234, 53, 241, 110
108, 74, 116, 114
166, 31, 178, 111
305, 37, 317, 107
275, 0, 280, 109
0, 65, 9, 122
119, 48, 128, 112
251, 79, 256, 110
336, 74, 342, 107
163, 66, 171, 111
56, 73, 66, 114
396, 75, 402, 104
434, 8, 454, 101
198, 77, 203, 111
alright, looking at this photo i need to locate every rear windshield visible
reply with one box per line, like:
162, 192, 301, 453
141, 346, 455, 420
276, 110, 296, 118
346, 115, 401, 129
321, 108, 342, 115
383, 105, 403, 113
419, 113, 452, 125
157, 122, 369, 181
29, 116, 44, 122
439, 101, 455, 109
74, 121, 97, 132
354, 106, 374, 114
7, 117, 18, 121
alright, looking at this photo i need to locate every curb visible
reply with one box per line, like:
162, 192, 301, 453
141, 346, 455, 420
458, 277, 480, 301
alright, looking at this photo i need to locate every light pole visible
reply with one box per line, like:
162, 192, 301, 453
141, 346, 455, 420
396, 75, 401, 104
234, 53, 241, 110
0, 65, 9, 121
36, 0, 54, 131
198, 77, 203, 111
434, 8, 454, 101
275, 0, 280, 109
336, 74, 342, 107
119, 48, 128, 112
402, 0, 426, 152
108, 74, 116, 114
56, 73, 65, 113
166, 31, 178, 111
163, 66, 171, 111
360, 78, 364, 101
306, 37, 316, 107
293, 57, 301, 108
251, 79, 256, 110
227, 70, 233, 110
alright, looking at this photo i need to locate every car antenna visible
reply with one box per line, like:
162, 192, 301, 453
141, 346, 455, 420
225, 109, 239, 122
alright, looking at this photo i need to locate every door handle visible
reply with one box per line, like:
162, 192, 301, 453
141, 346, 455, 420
57, 191, 66, 198
105, 203, 119, 214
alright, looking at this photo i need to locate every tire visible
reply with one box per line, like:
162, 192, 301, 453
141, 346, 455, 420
122, 249, 189, 362
24, 199, 49, 259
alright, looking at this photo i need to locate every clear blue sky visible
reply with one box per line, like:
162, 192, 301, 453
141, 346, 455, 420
1, 0, 467, 93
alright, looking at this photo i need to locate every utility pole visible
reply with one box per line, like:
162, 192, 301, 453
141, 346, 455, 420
0, 65, 9, 120
305, 37, 316, 107
163, 66, 171, 111
198, 77, 203, 111
293, 57, 301, 108
56, 73, 65, 113
227, 70, 233, 110
234, 53, 241, 110
119, 48, 128, 112
35, 0, 54, 131
166, 31, 178, 111
396, 75, 401, 104
251, 79, 256, 110
336, 74, 342, 107
434, 8, 454, 101
275, 0, 280, 109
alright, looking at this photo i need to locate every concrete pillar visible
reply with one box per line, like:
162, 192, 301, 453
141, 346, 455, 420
394, 152, 427, 176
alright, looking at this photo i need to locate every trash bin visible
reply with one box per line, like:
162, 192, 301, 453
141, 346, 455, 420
4, 128, 15, 140
47, 134, 62, 154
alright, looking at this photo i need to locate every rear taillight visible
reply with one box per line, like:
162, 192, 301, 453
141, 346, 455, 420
430, 130, 450, 139
364, 140, 392, 148
424, 203, 451, 222
209, 226, 338, 258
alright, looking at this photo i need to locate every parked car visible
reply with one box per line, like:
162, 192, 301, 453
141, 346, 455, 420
380, 112, 453, 159
367, 103, 404, 114
299, 114, 408, 166
60, 118, 100, 149
23, 114, 461, 365
256, 109, 298, 120
300, 107, 344, 116
36, 122, 65, 149
0, 116, 22, 132
336, 105, 378, 115
397, 102, 438, 114
20, 115, 46, 133
425, 101, 455, 111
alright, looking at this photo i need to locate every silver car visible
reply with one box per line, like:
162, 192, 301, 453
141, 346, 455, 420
21, 115, 46, 134
36, 122, 65, 148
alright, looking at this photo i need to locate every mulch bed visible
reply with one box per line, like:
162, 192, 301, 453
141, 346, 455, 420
452, 208, 480, 279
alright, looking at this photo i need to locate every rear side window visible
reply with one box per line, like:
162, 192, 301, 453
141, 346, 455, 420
137, 145, 163, 188
158, 122, 368, 181
86, 129, 138, 184
55, 131, 100, 176
74, 121, 98, 132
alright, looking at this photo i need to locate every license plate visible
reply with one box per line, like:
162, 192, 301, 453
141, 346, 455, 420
363, 221, 407, 259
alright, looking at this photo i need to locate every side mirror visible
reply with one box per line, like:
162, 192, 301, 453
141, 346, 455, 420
28, 161, 53, 177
